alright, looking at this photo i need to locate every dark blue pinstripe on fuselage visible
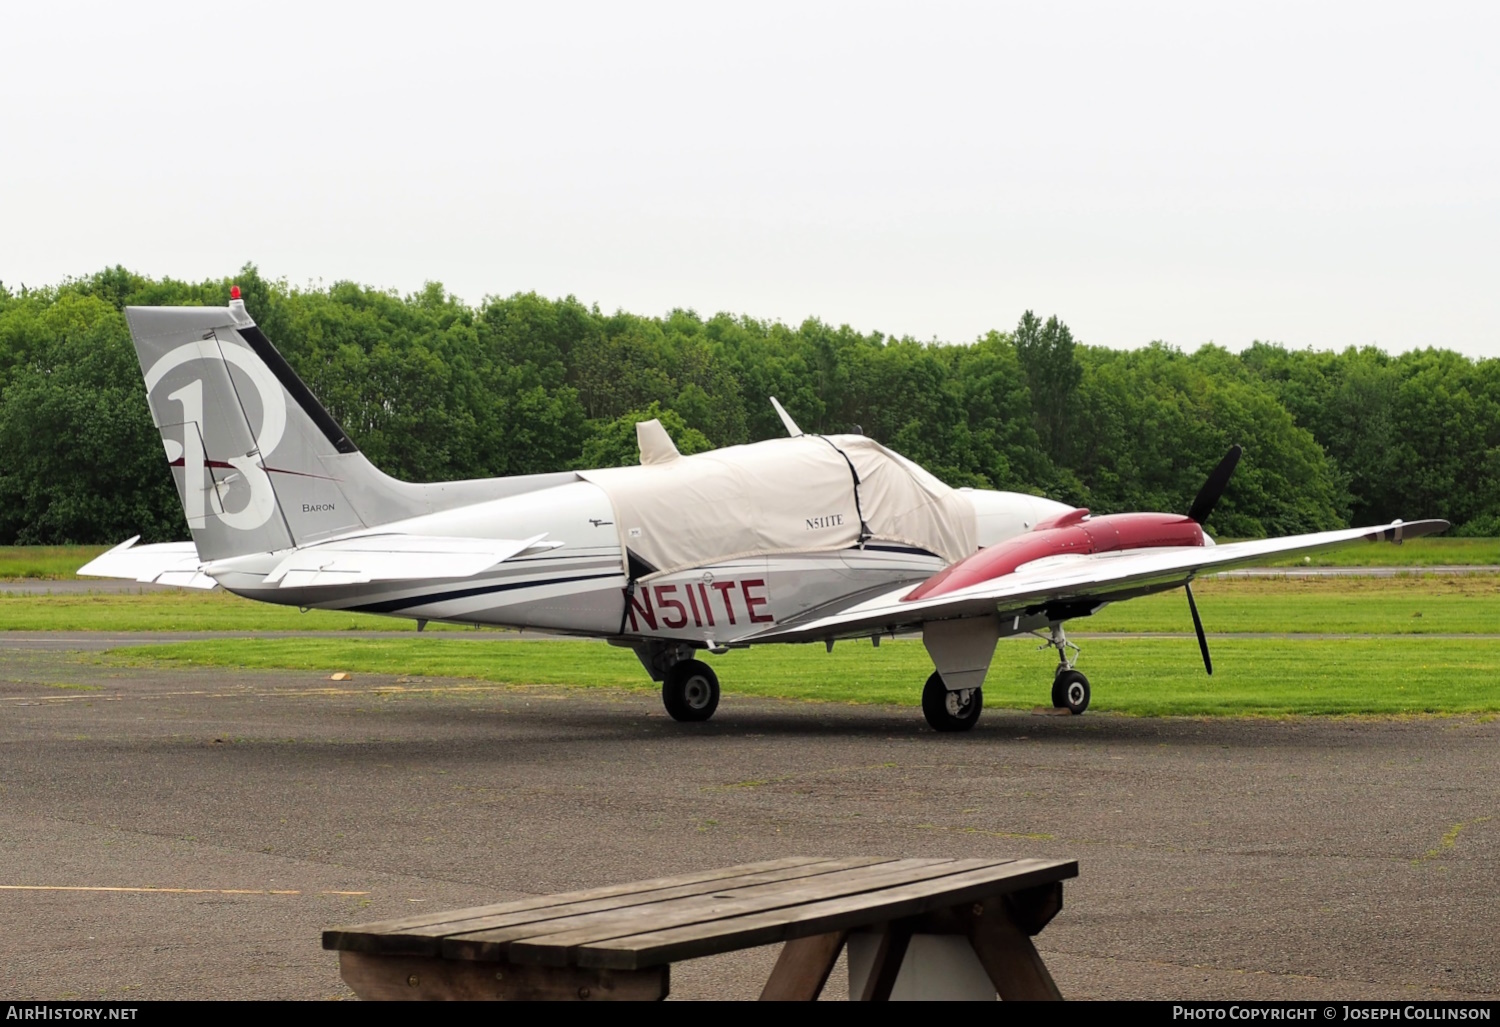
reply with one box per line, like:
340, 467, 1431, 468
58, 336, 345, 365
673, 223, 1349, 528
343, 571, 622, 615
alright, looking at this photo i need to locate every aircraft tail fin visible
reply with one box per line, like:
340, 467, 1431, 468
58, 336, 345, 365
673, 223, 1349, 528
125, 298, 427, 562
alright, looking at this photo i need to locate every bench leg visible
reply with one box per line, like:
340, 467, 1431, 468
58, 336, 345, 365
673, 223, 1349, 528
759, 930, 848, 1001
857, 921, 915, 1002
965, 904, 1063, 1001
339, 951, 670, 1001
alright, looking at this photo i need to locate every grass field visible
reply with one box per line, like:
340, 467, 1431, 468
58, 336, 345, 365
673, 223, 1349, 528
6, 573, 1498, 634
4, 535, 1497, 582
1087, 573, 1500, 634
1254, 535, 1500, 566
0, 588, 498, 632
0, 546, 112, 580
104, 634, 1500, 717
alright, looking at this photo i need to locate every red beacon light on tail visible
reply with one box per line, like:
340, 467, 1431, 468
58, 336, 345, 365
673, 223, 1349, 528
227, 285, 251, 326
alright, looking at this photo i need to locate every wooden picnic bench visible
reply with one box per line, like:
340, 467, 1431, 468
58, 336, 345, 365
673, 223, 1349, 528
323, 856, 1078, 1001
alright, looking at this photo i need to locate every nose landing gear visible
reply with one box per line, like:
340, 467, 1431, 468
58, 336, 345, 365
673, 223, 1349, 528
1051, 668, 1090, 715
1039, 622, 1090, 715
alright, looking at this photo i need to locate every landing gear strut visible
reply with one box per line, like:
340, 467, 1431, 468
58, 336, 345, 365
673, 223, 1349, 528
921, 671, 982, 732
1038, 622, 1090, 715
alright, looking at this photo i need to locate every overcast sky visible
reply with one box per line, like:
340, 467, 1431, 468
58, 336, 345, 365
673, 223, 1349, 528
2, 1, 1496, 355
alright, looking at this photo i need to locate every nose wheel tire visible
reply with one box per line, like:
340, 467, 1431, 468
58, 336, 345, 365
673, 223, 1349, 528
1051, 669, 1090, 715
662, 659, 720, 722
921, 671, 982, 733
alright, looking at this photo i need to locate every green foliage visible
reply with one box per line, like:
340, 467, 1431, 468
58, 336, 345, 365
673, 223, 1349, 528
0, 294, 182, 543
1013, 311, 1083, 465
576, 402, 715, 468
0, 266, 1492, 544
1072, 343, 1343, 536
1242, 342, 1500, 528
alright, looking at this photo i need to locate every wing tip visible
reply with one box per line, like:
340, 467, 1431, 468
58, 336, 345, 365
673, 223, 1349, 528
1369, 518, 1450, 543
77, 535, 143, 577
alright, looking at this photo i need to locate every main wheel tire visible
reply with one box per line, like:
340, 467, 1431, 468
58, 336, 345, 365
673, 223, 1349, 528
662, 659, 720, 722
1051, 669, 1090, 715
921, 671, 982, 733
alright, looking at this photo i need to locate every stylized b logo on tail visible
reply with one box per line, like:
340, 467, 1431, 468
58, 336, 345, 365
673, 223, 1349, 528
146, 338, 287, 533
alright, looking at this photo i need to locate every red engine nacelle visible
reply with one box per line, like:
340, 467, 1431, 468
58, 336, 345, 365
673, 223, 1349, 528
903, 509, 1206, 601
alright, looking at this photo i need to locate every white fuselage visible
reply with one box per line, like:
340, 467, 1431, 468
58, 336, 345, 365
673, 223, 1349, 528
215, 482, 1070, 643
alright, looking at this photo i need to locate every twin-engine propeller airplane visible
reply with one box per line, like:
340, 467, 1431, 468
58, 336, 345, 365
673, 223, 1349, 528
81, 293, 1447, 732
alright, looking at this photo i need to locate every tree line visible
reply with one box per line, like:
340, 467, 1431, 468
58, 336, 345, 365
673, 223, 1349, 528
1, 265, 1495, 546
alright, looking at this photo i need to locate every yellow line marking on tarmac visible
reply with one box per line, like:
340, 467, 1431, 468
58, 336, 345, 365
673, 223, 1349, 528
0, 885, 369, 896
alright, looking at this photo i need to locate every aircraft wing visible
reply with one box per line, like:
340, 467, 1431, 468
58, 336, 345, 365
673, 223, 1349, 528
747, 519, 1451, 643
261, 533, 559, 588
77, 537, 218, 589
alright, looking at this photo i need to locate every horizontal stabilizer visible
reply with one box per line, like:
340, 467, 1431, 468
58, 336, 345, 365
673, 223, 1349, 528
77, 537, 218, 589
262, 533, 559, 588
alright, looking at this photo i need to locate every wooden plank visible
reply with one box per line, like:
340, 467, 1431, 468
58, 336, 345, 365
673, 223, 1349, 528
758, 931, 847, 1001
965, 901, 1063, 1000
486, 863, 1002, 965
325, 856, 828, 951
325, 856, 851, 956
462, 858, 976, 966
378, 856, 892, 964
398, 857, 890, 942
857, 922, 913, 1002
574, 858, 1077, 969
337, 951, 668, 1001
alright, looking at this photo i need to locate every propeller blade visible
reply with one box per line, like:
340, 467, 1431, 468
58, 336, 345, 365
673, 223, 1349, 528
1187, 444, 1243, 525
1185, 581, 1212, 676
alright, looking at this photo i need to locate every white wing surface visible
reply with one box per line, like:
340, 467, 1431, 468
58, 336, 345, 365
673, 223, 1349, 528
77, 537, 218, 589
261, 533, 559, 588
747, 519, 1450, 643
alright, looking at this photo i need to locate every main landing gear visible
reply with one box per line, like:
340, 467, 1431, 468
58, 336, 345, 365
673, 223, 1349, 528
633, 642, 722, 723
662, 659, 720, 722
921, 672, 982, 732
1039, 622, 1090, 715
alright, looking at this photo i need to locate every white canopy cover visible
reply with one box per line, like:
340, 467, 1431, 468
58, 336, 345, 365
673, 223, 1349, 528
578, 427, 977, 580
